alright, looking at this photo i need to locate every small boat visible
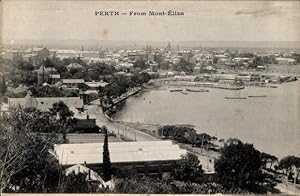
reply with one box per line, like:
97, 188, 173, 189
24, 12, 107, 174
186, 88, 209, 92
170, 89, 183, 92
180, 92, 188, 95
225, 97, 247, 99
248, 95, 267, 98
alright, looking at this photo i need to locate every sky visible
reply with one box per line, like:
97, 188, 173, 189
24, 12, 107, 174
1, 0, 300, 44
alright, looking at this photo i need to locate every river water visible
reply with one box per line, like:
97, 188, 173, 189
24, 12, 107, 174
115, 81, 300, 158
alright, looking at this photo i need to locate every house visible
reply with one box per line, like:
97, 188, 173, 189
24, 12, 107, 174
1, 49, 22, 60
66, 63, 84, 71
54, 140, 187, 177
0, 102, 9, 117
73, 111, 99, 133
275, 57, 297, 65
200, 66, 217, 74
84, 81, 109, 89
24, 47, 50, 65
8, 91, 84, 112
60, 79, 85, 89
35, 66, 58, 85
193, 66, 201, 75
56, 49, 80, 59
49, 74, 61, 84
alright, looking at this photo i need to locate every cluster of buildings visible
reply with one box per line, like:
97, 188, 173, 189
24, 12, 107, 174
1, 45, 298, 74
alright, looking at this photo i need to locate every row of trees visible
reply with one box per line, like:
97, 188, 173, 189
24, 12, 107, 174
158, 125, 217, 149
99, 73, 150, 111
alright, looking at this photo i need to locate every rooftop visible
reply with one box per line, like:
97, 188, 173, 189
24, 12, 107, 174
8, 95, 83, 111
54, 140, 187, 166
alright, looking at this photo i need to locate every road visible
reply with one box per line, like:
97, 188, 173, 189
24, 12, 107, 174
85, 99, 158, 142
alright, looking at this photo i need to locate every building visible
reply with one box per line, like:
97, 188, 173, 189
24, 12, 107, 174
200, 66, 217, 74
73, 111, 99, 133
66, 63, 84, 71
24, 47, 50, 65
80, 51, 100, 58
0, 102, 9, 117
8, 91, 84, 112
35, 66, 58, 85
56, 49, 80, 59
60, 79, 85, 89
54, 140, 187, 177
275, 57, 297, 65
1, 49, 22, 60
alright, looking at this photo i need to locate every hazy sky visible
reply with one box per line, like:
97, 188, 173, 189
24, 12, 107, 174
1, 0, 300, 43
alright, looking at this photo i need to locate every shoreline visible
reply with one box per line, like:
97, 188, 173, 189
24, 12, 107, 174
99, 79, 299, 158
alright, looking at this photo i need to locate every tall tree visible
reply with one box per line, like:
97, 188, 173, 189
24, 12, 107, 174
0, 75, 7, 95
215, 140, 264, 189
102, 126, 112, 182
278, 155, 300, 179
0, 107, 63, 192
174, 153, 203, 182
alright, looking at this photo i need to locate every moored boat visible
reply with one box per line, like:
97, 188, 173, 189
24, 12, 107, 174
248, 95, 267, 98
170, 89, 183, 92
225, 97, 247, 99
186, 88, 209, 92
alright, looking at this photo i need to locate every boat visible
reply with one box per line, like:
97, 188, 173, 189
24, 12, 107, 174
180, 92, 188, 95
186, 88, 209, 92
213, 85, 245, 90
248, 95, 267, 98
225, 97, 247, 99
170, 89, 183, 92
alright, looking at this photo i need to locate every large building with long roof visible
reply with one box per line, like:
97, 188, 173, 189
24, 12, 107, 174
54, 140, 187, 177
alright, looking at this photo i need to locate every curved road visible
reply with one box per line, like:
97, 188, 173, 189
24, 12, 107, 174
85, 99, 158, 141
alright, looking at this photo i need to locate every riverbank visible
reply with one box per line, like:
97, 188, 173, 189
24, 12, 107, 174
118, 121, 220, 158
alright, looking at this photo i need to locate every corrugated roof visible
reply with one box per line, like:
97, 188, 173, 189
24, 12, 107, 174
62, 79, 85, 84
84, 81, 108, 88
55, 141, 186, 166
67, 63, 83, 69
8, 97, 83, 111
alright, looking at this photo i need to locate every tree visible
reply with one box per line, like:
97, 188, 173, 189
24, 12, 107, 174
173, 58, 194, 73
0, 107, 63, 192
174, 153, 203, 182
215, 140, 264, 189
28, 85, 65, 97
51, 101, 74, 141
133, 58, 149, 70
260, 152, 278, 170
278, 156, 300, 179
61, 172, 97, 193
0, 75, 7, 95
102, 126, 112, 182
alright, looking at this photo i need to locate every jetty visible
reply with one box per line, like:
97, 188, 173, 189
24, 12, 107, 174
225, 97, 247, 99
248, 95, 267, 98
106, 87, 143, 109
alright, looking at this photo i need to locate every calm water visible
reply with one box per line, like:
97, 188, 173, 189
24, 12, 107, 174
115, 81, 300, 158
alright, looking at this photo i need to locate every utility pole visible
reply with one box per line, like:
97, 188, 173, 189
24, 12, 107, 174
42, 59, 45, 84
117, 122, 119, 135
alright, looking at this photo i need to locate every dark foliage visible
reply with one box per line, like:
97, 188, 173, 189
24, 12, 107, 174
215, 140, 264, 189
102, 126, 112, 182
174, 153, 203, 182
